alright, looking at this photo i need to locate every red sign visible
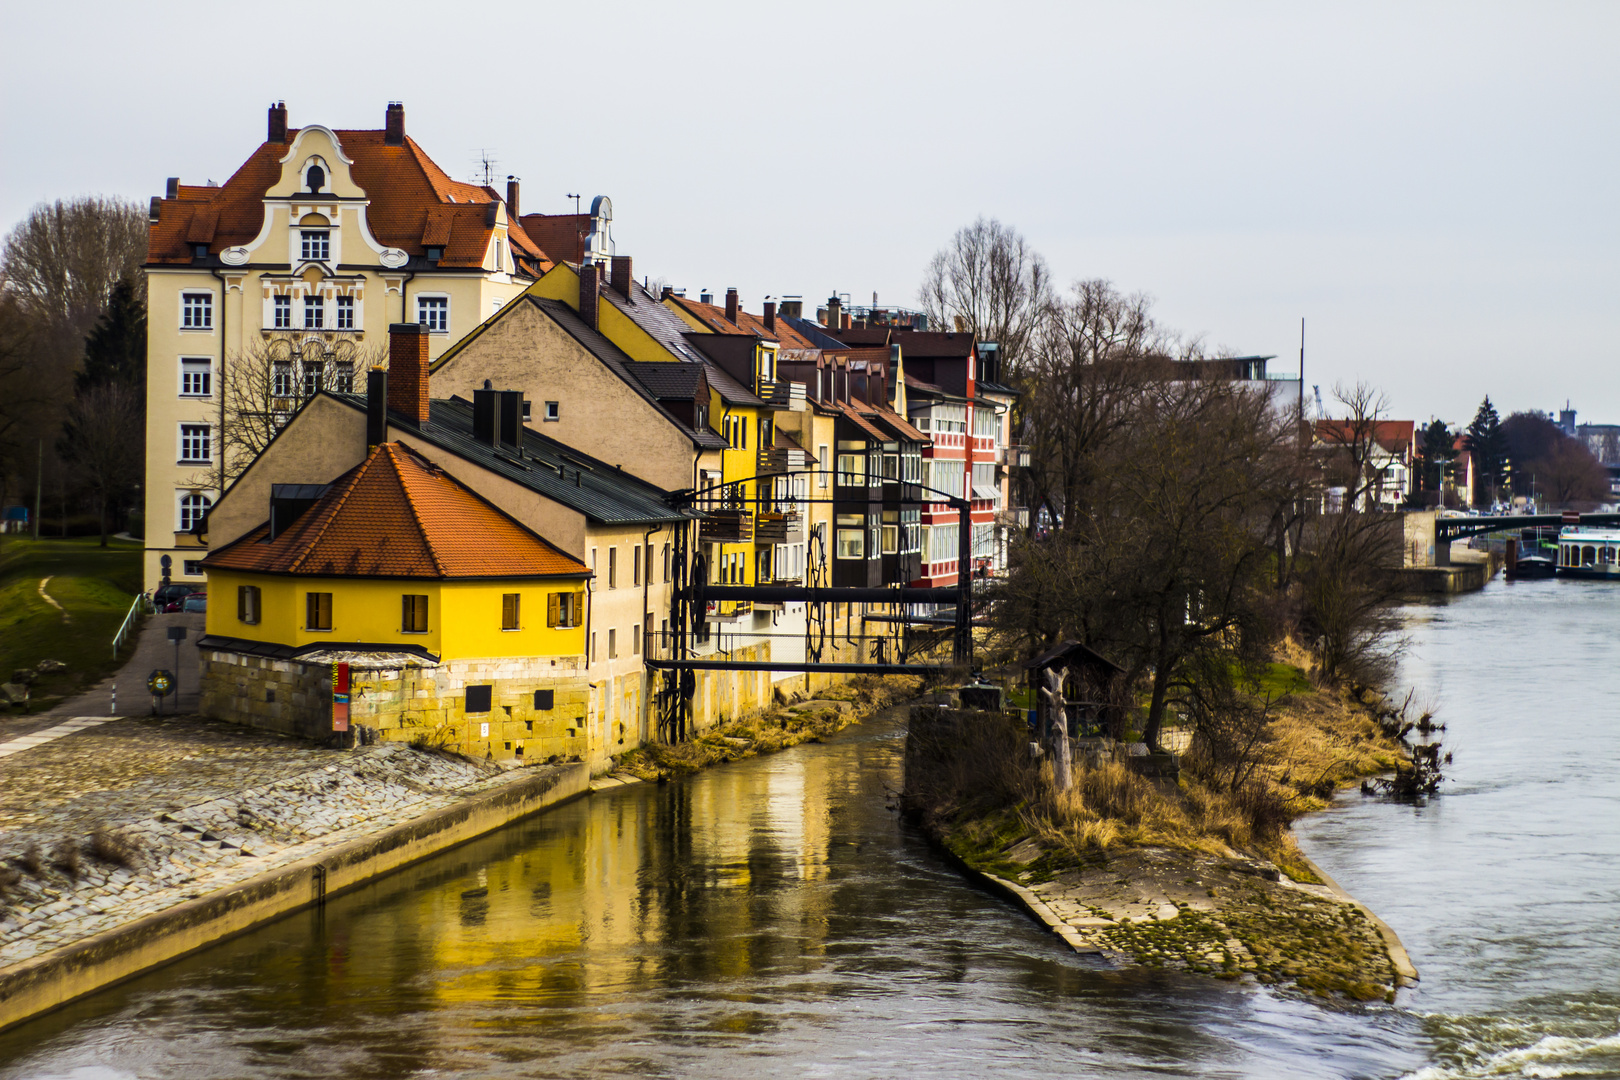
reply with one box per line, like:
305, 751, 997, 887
332, 661, 350, 731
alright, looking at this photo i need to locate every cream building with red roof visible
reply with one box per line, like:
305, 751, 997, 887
143, 102, 553, 592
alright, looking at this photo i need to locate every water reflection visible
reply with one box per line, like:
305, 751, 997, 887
0, 696, 1461, 1078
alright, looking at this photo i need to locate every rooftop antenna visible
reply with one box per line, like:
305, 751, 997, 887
1299, 316, 1306, 425
471, 149, 499, 186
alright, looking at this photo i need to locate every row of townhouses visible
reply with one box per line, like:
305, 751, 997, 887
142, 104, 1026, 769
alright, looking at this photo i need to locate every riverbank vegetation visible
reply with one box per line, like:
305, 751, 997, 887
616, 675, 921, 781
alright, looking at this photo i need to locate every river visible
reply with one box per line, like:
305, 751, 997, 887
0, 577, 1614, 1079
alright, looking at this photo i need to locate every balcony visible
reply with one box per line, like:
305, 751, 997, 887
998, 444, 1031, 468
754, 510, 804, 544
758, 445, 809, 475
700, 508, 754, 543
756, 378, 808, 408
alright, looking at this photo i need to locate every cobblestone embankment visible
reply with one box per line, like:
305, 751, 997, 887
0, 714, 585, 1030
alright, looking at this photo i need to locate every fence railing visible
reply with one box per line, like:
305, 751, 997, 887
112, 594, 146, 659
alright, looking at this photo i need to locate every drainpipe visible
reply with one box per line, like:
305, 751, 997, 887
211, 268, 229, 496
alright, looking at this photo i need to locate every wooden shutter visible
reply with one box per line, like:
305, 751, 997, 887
547, 592, 560, 628
503, 593, 520, 630
574, 589, 585, 629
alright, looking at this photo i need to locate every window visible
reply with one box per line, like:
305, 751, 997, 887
273, 362, 293, 398
544, 400, 559, 422
494, 239, 504, 271
608, 547, 617, 588
521, 401, 532, 421
819, 445, 830, 488
632, 623, 641, 655
633, 545, 642, 586
837, 453, 864, 485
273, 295, 292, 328
335, 295, 355, 330
238, 585, 261, 625
304, 296, 324, 329
306, 591, 333, 631
502, 593, 521, 630
182, 559, 204, 576
590, 632, 597, 662
300, 230, 329, 262
180, 357, 212, 397
883, 454, 899, 481
181, 292, 212, 329
547, 590, 583, 628
402, 594, 428, 632
534, 689, 554, 710
837, 529, 865, 559
417, 296, 448, 332
178, 492, 211, 531
608, 628, 617, 659
426, 246, 444, 263
333, 361, 354, 393
881, 524, 899, 554
302, 361, 323, 397
662, 543, 670, 582
465, 685, 492, 713
179, 424, 211, 463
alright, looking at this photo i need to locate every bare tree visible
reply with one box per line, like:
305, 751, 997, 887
1531, 438, 1608, 508
918, 217, 1052, 368
207, 336, 388, 487
59, 381, 143, 546
1, 197, 148, 380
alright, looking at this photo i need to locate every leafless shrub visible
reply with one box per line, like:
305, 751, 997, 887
51, 840, 81, 879
18, 844, 43, 877
0, 865, 21, 894
87, 828, 140, 868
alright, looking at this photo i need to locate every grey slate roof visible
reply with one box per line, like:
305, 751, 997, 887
627, 361, 707, 400
532, 297, 727, 449
331, 393, 695, 526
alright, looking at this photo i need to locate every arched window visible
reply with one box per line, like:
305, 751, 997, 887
306, 164, 325, 192
179, 492, 212, 531
1583, 545, 1597, 566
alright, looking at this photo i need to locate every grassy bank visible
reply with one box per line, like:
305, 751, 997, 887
905, 657, 1415, 1001
0, 537, 143, 711
615, 675, 923, 781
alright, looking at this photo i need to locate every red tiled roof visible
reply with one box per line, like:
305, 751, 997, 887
1313, 419, 1416, 455
147, 128, 553, 273
204, 443, 588, 580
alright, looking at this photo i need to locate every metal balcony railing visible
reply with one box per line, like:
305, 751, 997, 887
998, 444, 1031, 468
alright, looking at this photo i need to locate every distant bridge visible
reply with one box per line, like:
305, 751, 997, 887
1434, 513, 1620, 544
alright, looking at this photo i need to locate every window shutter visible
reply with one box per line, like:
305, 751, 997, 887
547, 592, 560, 628
574, 589, 585, 628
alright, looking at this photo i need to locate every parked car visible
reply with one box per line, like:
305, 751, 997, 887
152, 584, 192, 612
181, 592, 207, 613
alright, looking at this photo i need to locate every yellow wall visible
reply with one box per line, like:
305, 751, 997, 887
205, 569, 586, 660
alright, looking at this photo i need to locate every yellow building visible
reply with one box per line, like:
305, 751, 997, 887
143, 101, 552, 592
200, 441, 591, 762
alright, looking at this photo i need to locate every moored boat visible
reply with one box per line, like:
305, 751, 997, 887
1554, 526, 1620, 579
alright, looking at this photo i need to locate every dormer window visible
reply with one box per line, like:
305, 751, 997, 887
426, 246, 444, 264
306, 164, 325, 192
300, 231, 330, 262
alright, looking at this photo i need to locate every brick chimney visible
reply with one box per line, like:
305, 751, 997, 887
660, 285, 674, 300
763, 301, 776, 333
579, 263, 600, 329
505, 177, 520, 219
610, 255, 634, 303
841, 312, 852, 330
384, 102, 406, 146
387, 323, 430, 425
826, 295, 842, 330
725, 288, 739, 325
268, 101, 287, 144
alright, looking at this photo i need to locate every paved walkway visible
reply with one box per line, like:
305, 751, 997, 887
0, 717, 116, 760
0, 611, 204, 744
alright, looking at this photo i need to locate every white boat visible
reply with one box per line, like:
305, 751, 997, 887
1555, 526, 1620, 579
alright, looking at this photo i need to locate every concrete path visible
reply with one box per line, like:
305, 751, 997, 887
0, 612, 204, 744
0, 717, 115, 760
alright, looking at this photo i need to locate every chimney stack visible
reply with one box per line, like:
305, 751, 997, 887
660, 285, 674, 301
763, 301, 776, 333
610, 255, 634, 302
841, 312, 852, 330
268, 101, 288, 144
387, 323, 430, 425
579, 262, 600, 329
384, 102, 406, 146
505, 177, 520, 219
366, 368, 389, 447
826, 294, 842, 331
166, 177, 179, 200
725, 288, 739, 325
699, 290, 713, 305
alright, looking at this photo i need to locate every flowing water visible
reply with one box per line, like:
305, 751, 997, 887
0, 577, 1615, 1079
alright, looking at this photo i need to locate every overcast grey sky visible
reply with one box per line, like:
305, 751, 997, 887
4, 1, 1615, 425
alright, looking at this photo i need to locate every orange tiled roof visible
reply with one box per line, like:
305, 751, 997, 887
147, 129, 553, 273
203, 443, 588, 580
1314, 419, 1415, 455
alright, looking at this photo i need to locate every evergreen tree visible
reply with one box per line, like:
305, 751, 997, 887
1465, 396, 1505, 502
76, 276, 146, 392
1420, 419, 1457, 495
